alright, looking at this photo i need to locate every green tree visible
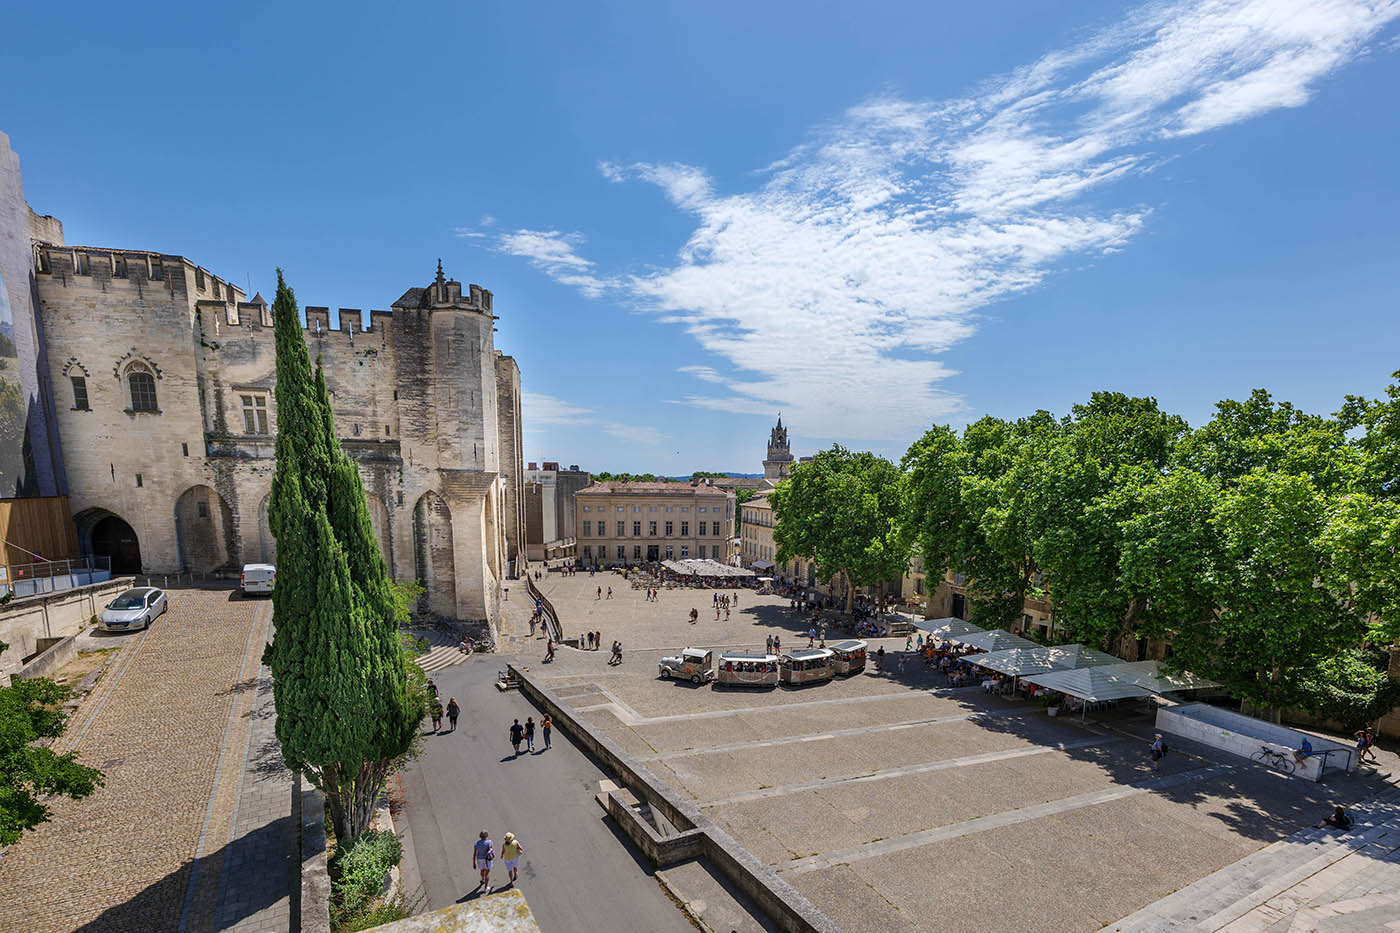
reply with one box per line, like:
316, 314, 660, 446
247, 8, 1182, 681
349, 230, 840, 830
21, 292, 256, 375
263, 270, 419, 842
901, 424, 964, 618
0, 647, 105, 846
1029, 395, 1186, 652
771, 446, 909, 612
1293, 648, 1400, 733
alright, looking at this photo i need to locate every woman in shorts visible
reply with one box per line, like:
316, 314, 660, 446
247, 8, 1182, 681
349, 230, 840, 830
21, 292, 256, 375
501, 832, 524, 886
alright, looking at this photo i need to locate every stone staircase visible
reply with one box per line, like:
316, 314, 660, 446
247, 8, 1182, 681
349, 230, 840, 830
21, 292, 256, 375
413, 629, 472, 674
1108, 782, 1400, 932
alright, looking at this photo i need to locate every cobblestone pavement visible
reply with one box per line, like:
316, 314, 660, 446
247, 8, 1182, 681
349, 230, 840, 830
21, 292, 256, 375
531, 573, 1397, 932
0, 588, 293, 933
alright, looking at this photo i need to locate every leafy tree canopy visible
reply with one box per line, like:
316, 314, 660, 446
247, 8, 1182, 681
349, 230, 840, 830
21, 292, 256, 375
0, 648, 104, 847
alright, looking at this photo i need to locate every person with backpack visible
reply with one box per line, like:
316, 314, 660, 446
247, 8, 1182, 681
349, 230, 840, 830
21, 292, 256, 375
525, 716, 536, 752
1150, 733, 1167, 771
473, 831, 495, 891
509, 718, 525, 756
1316, 805, 1352, 831
446, 698, 460, 733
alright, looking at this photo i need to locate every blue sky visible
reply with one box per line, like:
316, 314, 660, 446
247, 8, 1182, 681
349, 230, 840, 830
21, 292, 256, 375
4, 0, 1398, 473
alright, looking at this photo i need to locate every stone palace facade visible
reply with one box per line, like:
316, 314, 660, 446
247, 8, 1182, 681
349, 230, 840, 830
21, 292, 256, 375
27, 219, 525, 626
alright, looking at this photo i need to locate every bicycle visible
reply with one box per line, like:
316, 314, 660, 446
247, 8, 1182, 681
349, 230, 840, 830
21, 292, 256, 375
1252, 745, 1296, 774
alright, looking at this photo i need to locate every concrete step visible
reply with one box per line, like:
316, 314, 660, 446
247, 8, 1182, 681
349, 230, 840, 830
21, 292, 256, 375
1108, 785, 1400, 931
416, 645, 469, 673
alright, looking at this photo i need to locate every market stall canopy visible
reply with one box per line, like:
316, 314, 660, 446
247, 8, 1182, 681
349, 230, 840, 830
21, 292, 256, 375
1099, 660, 1219, 693
1021, 666, 1153, 702
750, 560, 775, 570
968, 644, 1122, 677
661, 559, 755, 578
956, 629, 1037, 653
914, 617, 985, 638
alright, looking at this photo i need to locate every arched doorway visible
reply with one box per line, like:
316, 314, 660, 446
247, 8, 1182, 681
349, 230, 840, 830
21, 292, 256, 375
413, 491, 456, 618
90, 514, 142, 573
174, 485, 237, 574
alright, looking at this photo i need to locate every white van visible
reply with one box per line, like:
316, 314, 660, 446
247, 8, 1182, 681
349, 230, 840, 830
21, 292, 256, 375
240, 563, 276, 596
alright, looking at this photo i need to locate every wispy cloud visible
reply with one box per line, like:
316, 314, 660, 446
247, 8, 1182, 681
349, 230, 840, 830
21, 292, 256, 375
522, 392, 594, 425
493, 229, 614, 298
523, 392, 667, 445
500, 0, 1399, 439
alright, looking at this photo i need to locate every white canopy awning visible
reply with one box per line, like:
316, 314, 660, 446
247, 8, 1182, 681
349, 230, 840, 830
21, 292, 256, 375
914, 617, 984, 638
750, 560, 775, 570
1021, 666, 1153, 703
1099, 660, 1219, 693
955, 629, 1038, 653
968, 644, 1122, 677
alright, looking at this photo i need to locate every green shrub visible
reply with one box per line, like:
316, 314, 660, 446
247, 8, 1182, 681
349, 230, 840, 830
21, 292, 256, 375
329, 829, 402, 929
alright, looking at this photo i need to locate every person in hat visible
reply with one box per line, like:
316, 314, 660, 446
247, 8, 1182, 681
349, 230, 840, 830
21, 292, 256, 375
1150, 733, 1166, 771
501, 832, 524, 885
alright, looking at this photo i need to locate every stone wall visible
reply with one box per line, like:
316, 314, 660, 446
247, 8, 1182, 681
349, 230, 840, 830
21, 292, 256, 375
0, 576, 132, 683
1157, 703, 1355, 782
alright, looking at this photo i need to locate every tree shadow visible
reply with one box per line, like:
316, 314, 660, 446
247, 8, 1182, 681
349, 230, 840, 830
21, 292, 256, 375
73, 811, 296, 933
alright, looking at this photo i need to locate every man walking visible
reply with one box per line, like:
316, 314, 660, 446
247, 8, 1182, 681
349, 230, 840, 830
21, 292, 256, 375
510, 718, 525, 756
473, 831, 494, 891
525, 716, 536, 752
430, 698, 443, 732
606, 586, 613, 599
1150, 733, 1166, 771
446, 698, 460, 733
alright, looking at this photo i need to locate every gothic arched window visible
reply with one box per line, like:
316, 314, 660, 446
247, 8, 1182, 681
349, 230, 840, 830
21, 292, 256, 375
126, 362, 158, 412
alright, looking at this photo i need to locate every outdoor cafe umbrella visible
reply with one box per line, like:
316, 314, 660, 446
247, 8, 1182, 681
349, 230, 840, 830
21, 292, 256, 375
954, 629, 1036, 653
914, 617, 984, 638
1021, 666, 1152, 720
1097, 660, 1219, 694
968, 644, 1120, 678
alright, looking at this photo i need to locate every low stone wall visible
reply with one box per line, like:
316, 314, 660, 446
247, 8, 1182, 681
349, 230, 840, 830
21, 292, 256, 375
14, 634, 76, 681
296, 773, 331, 933
597, 790, 706, 867
510, 664, 839, 933
524, 575, 562, 643
0, 577, 133, 683
1157, 703, 1354, 782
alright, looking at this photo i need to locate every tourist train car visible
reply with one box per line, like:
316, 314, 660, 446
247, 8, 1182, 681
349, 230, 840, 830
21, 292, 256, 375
658, 647, 715, 683
716, 653, 780, 687
779, 648, 835, 685
829, 639, 868, 675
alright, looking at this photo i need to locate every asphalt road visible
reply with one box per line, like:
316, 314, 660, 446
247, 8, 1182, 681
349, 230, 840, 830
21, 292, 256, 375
397, 654, 693, 932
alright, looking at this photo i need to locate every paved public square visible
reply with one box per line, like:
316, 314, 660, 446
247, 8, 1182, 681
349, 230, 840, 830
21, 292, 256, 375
525, 571, 1394, 932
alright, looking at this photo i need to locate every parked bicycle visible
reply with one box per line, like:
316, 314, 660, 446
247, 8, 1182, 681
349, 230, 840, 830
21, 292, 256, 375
1252, 745, 1296, 774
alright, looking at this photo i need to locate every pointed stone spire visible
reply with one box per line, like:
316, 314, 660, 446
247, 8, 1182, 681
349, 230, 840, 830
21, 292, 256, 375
435, 258, 446, 286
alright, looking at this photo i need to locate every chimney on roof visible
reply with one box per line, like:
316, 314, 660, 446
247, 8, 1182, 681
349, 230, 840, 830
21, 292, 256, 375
528, 462, 538, 471
569, 465, 579, 472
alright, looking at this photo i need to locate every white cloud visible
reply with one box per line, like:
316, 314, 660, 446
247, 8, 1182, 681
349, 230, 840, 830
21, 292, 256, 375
604, 422, 667, 444
504, 0, 1399, 440
522, 392, 594, 425
495, 229, 614, 298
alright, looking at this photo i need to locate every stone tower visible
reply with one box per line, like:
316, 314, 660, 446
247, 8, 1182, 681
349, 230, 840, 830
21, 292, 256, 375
763, 414, 794, 481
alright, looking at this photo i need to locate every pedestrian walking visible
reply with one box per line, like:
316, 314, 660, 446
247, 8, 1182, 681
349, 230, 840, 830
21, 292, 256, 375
773, 635, 781, 653
427, 679, 438, 698
606, 586, 613, 599
689, 608, 698, 624
544, 639, 555, 663
724, 606, 730, 620
765, 635, 773, 654
510, 718, 525, 755
474, 831, 494, 891
501, 832, 524, 886
597, 586, 602, 600
525, 716, 536, 752
715, 606, 721, 620
542, 714, 553, 749
1150, 733, 1166, 771
875, 646, 885, 669
430, 699, 443, 732
446, 697, 460, 732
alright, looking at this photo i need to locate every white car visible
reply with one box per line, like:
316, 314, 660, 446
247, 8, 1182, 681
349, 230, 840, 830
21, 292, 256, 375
240, 563, 276, 596
657, 647, 715, 684
100, 587, 168, 631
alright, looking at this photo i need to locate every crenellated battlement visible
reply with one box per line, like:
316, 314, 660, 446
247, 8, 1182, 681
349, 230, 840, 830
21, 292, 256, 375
33, 244, 246, 306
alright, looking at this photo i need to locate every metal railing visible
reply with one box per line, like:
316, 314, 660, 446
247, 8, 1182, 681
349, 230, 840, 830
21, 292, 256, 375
525, 574, 564, 643
1, 556, 113, 598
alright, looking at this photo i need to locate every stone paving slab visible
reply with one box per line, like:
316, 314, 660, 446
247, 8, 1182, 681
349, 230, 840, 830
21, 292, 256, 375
0, 589, 291, 933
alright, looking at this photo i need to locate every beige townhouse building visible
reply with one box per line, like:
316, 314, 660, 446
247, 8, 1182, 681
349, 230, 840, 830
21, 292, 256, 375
575, 480, 734, 566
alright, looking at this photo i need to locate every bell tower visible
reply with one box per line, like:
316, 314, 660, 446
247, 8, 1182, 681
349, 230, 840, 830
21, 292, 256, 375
763, 414, 794, 481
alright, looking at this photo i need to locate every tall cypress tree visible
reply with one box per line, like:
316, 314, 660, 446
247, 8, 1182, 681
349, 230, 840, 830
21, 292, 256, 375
264, 270, 417, 840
